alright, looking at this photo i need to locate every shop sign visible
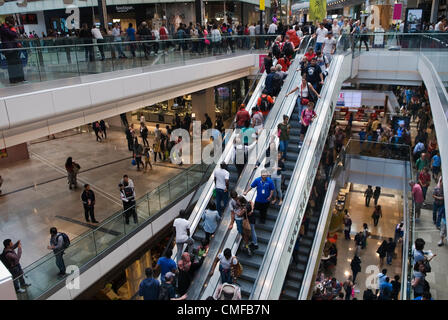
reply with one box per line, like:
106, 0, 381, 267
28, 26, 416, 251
115, 5, 134, 13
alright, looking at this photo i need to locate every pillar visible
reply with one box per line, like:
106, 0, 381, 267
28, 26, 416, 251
430, 0, 440, 23
195, 0, 204, 25
97, 0, 108, 30
0, 143, 29, 166
191, 88, 215, 126
0, 264, 17, 300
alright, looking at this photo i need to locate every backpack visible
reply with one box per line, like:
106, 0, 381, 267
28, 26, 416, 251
282, 41, 294, 58
58, 233, 70, 249
0, 250, 12, 269
272, 42, 281, 58
124, 186, 134, 199
259, 95, 271, 112
158, 283, 171, 300
272, 72, 283, 90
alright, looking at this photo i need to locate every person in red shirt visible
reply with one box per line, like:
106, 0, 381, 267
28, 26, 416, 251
286, 25, 300, 48
257, 94, 274, 117
235, 104, 250, 129
304, 47, 316, 62
418, 167, 431, 201
277, 56, 291, 71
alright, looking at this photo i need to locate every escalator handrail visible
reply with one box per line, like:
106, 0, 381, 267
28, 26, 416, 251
297, 150, 345, 300
251, 52, 350, 300
196, 42, 315, 299
170, 68, 268, 262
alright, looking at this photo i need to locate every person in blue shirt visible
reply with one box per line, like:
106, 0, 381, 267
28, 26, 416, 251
138, 268, 160, 300
378, 276, 393, 300
126, 23, 136, 57
431, 151, 441, 180
405, 88, 413, 106
155, 249, 177, 283
201, 201, 221, 245
243, 169, 275, 224
414, 291, 433, 300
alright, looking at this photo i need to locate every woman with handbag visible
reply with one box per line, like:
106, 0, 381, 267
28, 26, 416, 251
237, 196, 257, 256
210, 248, 238, 284
286, 74, 320, 121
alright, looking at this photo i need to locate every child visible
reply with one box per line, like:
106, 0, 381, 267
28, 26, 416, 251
143, 147, 153, 172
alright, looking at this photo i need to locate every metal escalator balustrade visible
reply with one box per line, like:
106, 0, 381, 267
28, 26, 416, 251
251, 45, 354, 300
193, 37, 316, 299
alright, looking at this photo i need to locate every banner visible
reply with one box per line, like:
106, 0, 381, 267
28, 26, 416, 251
260, 0, 265, 11
309, 0, 326, 22
393, 3, 402, 20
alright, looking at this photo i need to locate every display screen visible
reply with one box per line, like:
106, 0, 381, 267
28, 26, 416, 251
20, 14, 38, 25
337, 91, 362, 108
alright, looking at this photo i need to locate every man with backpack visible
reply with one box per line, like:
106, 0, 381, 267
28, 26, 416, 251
47, 227, 69, 277
272, 64, 287, 97
119, 180, 138, 225
1, 239, 30, 293
257, 93, 274, 118
158, 272, 187, 300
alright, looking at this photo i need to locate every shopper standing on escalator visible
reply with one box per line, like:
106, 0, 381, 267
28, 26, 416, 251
244, 170, 275, 224
214, 163, 230, 216
305, 57, 324, 93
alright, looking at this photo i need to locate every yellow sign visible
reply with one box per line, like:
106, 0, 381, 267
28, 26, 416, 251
309, 0, 327, 21
260, 0, 265, 11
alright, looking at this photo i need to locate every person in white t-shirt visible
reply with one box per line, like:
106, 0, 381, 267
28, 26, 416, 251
322, 32, 337, 63
295, 24, 303, 38
173, 209, 193, 261
214, 163, 230, 216
331, 20, 341, 37
211, 248, 238, 284
315, 23, 328, 52
268, 22, 278, 34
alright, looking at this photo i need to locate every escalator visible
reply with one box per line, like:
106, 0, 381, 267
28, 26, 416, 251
249, 47, 354, 300
185, 37, 315, 299
237, 98, 303, 298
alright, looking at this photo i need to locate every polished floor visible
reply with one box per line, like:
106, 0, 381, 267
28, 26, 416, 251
0, 127, 188, 267
329, 184, 403, 299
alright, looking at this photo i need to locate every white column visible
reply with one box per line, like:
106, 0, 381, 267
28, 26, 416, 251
0, 263, 17, 300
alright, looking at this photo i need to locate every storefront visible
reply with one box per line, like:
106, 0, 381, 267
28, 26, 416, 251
76, 226, 173, 300
131, 77, 250, 125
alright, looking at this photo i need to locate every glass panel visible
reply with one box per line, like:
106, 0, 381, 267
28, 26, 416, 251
93, 215, 126, 254
135, 195, 150, 221
0, 35, 277, 88
20, 232, 96, 300
158, 184, 170, 209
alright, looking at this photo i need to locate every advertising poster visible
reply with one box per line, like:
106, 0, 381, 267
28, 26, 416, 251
405, 8, 423, 32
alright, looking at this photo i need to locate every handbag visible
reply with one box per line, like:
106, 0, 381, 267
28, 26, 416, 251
242, 212, 252, 241
231, 258, 243, 279
300, 84, 310, 106
131, 159, 136, 166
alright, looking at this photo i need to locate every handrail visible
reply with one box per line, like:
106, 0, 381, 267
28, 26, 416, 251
298, 151, 345, 300
195, 38, 314, 299
159, 65, 265, 263
251, 50, 351, 300
16, 161, 211, 299
0, 35, 279, 52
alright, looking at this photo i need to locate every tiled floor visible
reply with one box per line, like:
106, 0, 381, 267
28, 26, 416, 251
0, 128, 189, 267
329, 184, 403, 299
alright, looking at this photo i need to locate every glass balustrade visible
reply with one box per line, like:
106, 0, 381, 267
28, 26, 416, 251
0, 35, 277, 89
15, 162, 213, 300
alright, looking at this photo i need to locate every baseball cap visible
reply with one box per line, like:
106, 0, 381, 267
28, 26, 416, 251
165, 272, 175, 281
